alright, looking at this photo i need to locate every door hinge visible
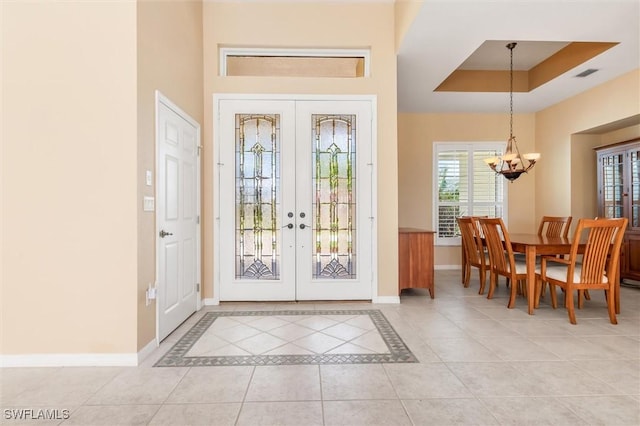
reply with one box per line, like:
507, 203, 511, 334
197, 215, 200, 224
197, 145, 203, 156
196, 283, 200, 292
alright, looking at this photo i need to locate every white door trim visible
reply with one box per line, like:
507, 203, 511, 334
212, 93, 378, 303
155, 90, 202, 343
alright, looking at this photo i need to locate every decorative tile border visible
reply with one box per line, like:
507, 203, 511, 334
154, 310, 418, 367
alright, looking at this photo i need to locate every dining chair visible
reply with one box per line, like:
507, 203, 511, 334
457, 216, 489, 294
535, 215, 574, 298
538, 216, 572, 238
478, 217, 530, 308
515, 215, 573, 259
535, 217, 628, 324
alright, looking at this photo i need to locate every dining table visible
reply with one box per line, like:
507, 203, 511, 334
508, 233, 575, 315
508, 233, 620, 316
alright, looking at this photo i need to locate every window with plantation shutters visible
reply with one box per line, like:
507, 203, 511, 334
434, 142, 507, 245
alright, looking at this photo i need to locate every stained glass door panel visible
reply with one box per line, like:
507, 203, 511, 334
217, 98, 374, 301
218, 100, 296, 301
312, 114, 357, 279
295, 101, 373, 300
235, 114, 281, 280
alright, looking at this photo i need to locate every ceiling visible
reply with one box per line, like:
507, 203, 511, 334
397, 0, 640, 113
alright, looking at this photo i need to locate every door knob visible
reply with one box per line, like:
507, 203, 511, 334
159, 229, 173, 238
299, 223, 310, 229
283, 223, 294, 229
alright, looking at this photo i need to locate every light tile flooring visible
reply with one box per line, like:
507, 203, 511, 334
1, 270, 639, 425
154, 310, 416, 367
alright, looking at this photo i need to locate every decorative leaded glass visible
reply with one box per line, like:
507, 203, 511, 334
312, 115, 356, 279
235, 114, 280, 280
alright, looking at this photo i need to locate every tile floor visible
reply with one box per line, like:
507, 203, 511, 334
154, 310, 416, 367
1, 270, 639, 425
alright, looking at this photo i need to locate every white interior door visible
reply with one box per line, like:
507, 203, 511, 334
216, 97, 374, 301
157, 95, 200, 341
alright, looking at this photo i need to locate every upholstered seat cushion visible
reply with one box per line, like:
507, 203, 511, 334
536, 264, 608, 284
507, 259, 527, 274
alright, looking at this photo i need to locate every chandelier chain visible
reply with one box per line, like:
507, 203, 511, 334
509, 42, 514, 139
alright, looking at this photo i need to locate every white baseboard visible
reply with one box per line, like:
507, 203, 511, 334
1, 340, 160, 368
204, 298, 220, 306
435, 264, 461, 270
137, 339, 158, 365
1, 353, 138, 368
372, 296, 401, 304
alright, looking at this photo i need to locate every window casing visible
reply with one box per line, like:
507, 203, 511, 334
433, 142, 507, 245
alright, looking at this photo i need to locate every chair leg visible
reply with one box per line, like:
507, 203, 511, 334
518, 280, 529, 297
507, 278, 518, 309
566, 288, 577, 324
577, 290, 584, 309
463, 262, 471, 288
549, 283, 558, 309
607, 288, 618, 325
478, 268, 487, 295
614, 269, 620, 314
487, 272, 497, 299
534, 278, 543, 309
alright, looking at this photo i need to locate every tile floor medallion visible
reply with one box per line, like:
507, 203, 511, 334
154, 310, 417, 367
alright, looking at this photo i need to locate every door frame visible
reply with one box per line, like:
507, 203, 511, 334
212, 93, 378, 304
155, 90, 202, 344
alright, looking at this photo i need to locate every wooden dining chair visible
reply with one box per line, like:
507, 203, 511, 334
535, 217, 628, 324
535, 215, 574, 298
538, 216, 572, 238
457, 216, 489, 294
478, 217, 530, 308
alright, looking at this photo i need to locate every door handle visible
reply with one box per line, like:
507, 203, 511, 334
299, 223, 310, 229
159, 229, 173, 238
283, 223, 294, 229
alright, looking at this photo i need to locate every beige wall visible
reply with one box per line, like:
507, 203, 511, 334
397, 112, 537, 266
396, 69, 640, 269
536, 69, 640, 226
394, 0, 423, 52
202, 1, 399, 297
570, 133, 601, 225
136, 0, 203, 350
2, 1, 138, 354
598, 124, 640, 146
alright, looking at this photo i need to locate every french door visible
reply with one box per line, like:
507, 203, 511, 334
216, 97, 374, 301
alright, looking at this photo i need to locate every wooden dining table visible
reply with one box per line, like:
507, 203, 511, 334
469, 231, 620, 315
508, 233, 575, 315
509, 233, 621, 316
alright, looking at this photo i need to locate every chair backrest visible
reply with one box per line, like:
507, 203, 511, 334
568, 217, 628, 284
457, 216, 485, 266
478, 217, 516, 276
538, 216, 572, 238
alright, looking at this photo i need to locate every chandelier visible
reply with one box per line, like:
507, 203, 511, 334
484, 42, 540, 182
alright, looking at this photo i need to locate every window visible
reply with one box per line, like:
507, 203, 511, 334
220, 48, 370, 78
434, 142, 507, 245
